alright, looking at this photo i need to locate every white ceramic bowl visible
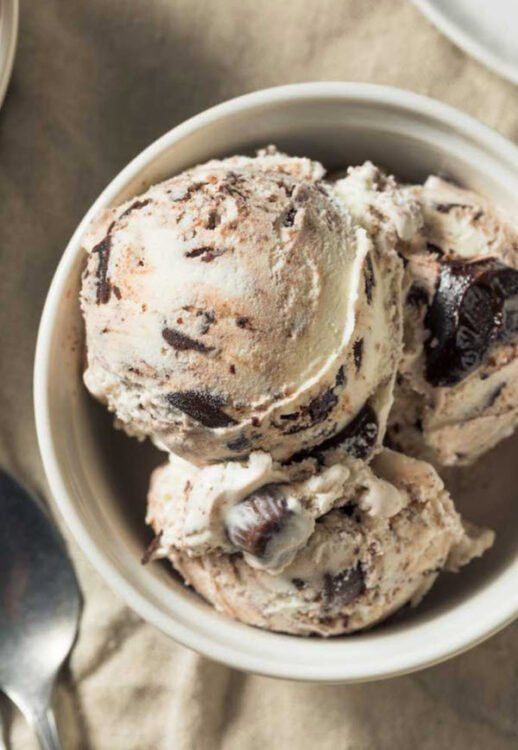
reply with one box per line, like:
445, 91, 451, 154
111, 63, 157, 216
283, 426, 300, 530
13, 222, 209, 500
34, 83, 518, 682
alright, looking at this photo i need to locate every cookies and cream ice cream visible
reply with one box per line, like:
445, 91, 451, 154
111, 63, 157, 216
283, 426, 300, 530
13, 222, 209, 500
81, 150, 411, 465
81, 151, 499, 637
388, 177, 518, 465
148, 449, 493, 636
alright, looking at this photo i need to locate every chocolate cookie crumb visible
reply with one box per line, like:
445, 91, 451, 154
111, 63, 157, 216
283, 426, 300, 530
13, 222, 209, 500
118, 198, 151, 221
308, 389, 339, 424
364, 254, 376, 303
282, 207, 297, 227
425, 258, 518, 386
185, 246, 227, 262
335, 365, 347, 387
93, 235, 113, 305
323, 565, 365, 607
291, 403, 379, 462
353, 339, 364, 372
434, 203, 468, 214
167, 390, 236, 428
226, 435, 250, 452
206, 210, 220, 229
162, 328, 214, 354
236, 316, 254, 330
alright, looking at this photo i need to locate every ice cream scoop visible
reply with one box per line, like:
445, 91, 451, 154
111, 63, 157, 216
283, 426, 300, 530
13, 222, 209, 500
388, 177, 518, 465
148, 448, 493, 636
80, 151, 410, 465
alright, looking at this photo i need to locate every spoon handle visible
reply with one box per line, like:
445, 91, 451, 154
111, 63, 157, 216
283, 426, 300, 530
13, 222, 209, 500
31, 706, 62, 750
0, 710, 6, 750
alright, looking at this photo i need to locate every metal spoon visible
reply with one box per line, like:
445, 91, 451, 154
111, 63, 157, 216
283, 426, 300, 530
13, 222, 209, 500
0, 711, 7, 750
0, 469, 81, 750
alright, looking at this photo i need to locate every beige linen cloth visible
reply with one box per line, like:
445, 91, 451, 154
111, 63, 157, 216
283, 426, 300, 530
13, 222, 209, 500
1, 1, 517, 748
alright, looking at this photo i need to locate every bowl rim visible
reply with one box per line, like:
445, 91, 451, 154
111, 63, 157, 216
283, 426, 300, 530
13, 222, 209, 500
34, 82, 518, 682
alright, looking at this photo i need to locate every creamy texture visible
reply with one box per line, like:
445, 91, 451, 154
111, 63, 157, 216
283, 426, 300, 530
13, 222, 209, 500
146, 448, 423, 573
158, 449, 493, 636
81, 151, 408, 464
333, 161, 423, 247
389, 177, 518, 466
147, 451, 350, 572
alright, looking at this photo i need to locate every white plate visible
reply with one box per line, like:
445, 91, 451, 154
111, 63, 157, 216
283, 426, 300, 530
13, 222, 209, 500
0, 0, 17, 108
413, 0, 518, 85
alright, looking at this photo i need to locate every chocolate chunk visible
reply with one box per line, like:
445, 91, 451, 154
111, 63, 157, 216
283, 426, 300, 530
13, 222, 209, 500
335, 365, 347, 387
323, 565, 365, 607
118, 198, 151, 221
364, 254, 376, 303
185, 246, 227, 262
280, 371, 344, 435
141, 532, 163, 565
226, 435, 250, 452
425, 258, 518, 386
206, 210, 220, 229
197, 309, 216, 335
169, 182, 204, 202
167, 391, 236, 428
236, 316, 254, 330
353, 339, 364, 372
112, 285, 122, 300
291, 577, 307, 591
226, 484, 291, 558
184, 247, 207, 260
308, 389, 339, 424
93, 235, 112, 304
290, 403, 379, 462
332, 403, 379, 458
162, 328, 214, 354
219, 172, 247, 200
282, 207, 297, 227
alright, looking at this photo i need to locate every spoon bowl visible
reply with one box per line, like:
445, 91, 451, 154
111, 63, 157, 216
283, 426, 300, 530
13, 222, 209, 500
0, 470, 81, 749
